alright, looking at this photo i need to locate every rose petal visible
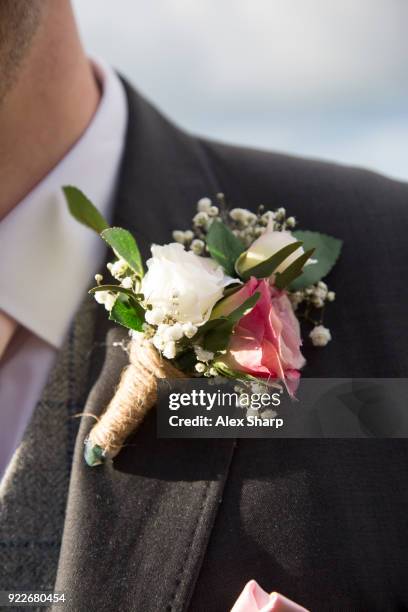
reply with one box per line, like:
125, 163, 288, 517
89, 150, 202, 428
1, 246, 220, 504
221, 277, 305, 393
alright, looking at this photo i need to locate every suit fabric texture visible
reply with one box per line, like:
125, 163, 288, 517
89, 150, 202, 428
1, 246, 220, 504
1, 79, 408, 612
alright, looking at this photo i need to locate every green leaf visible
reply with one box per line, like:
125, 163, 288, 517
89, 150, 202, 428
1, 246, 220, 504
213, 361, 260, 382
108, 298, 145, 332
236, 241, 304, 280
206, 220, 245, 276
274, 249, 315, 289
202, 291, 261, 333
63, 186, 109, 234
202, 320, 235, 352
101, 227, 144, 278
201, 292, 260, 352
221, 284, 243, 301
290, 231, 343, 290
225, 291, 261, 323
89, 285, 143, 301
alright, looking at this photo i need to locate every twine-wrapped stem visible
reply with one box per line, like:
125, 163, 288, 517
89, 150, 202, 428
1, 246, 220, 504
84, 333, 185, 466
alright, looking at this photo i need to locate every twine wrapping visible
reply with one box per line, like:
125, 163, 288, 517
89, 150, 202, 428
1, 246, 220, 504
84, 333, 185, 466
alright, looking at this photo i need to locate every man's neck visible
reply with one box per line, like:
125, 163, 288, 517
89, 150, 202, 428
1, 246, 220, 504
0, 1, 100, 220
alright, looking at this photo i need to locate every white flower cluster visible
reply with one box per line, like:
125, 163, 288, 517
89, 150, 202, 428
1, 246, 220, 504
172, 197, 297, 252
194, 345, 217, 376
309, 325, 332, 347
107, 257, 128, 280
106, 257, 136, 290
193, 210, 218, 228
92, 257, 137, 311
228, 205, 297, 247
290, 281, 335, 311
139, 242, 234, 362
172, 196, 222, 248
172, 230, 206, 255
172, 229, 194, 245
288, 281, 335, 348
94, 290, 116, 312
147, 320, 198, 359
193, 197, 220, 225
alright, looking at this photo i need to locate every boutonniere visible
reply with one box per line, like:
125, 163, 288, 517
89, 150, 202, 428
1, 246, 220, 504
63, 188, 342, 466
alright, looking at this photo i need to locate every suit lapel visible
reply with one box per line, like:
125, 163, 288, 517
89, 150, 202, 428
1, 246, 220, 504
113, 78, 223, 257
52, 82, 236, 612
0, 298, 98, 591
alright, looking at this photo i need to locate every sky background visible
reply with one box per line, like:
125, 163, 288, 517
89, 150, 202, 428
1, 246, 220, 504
72, 0, 408, 182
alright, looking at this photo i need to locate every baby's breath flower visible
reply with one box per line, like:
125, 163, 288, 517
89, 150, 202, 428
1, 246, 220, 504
275, 207, 286, 220
163, 322, 184, 342
195, 362, 206, 373
230, 208, 258, 226
94, 291, 117, 312
327, 291, 336, 302
193, 211, 209, 228
94, 291, 107, 305
290, 291, 304, 309
286, 216, 296, 228
105, 294, 117, 311
142, 322, 155, 337
253, 226, 264, 237
194, 346, 215, 362
94, 273, 103, 284
208, 206, 219, 217
197, 197, 212, 213
163, 341, 177, 359
229, 208, 248, 223
310, 325, 332, 347
156, 322, 170, 336
245, 211, 258, 225
191, 239, 205, 255
312, 297, 325, 309
152, 335, 166, 351
261, 211, 275, 225
121, 276, 133, 289
172, 230, 186, 243
172, 229, 194, 244
183, 322, 198, 339
314, 286, 328, 301
108, 258, 128, 279
145, 307, 165, 326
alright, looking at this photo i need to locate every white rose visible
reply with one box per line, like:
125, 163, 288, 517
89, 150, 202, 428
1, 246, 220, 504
141, 243, 236, 325
239, 224, 304, 275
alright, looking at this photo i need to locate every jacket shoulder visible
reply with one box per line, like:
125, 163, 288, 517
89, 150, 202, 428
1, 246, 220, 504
196, 137, 408, 378
198, 137, 408, 214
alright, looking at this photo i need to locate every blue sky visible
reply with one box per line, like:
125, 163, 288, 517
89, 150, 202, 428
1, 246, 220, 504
72, 0, 408, 182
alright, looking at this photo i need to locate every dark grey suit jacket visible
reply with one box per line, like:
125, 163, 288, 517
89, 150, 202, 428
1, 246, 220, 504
2, 80, 408, 612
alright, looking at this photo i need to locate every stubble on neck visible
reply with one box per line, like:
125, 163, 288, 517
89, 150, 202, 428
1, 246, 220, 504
0, 0, 100, 220
0, 0, 43, 105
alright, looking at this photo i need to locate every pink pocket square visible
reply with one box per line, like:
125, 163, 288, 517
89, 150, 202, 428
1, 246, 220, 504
231, 580, 309, 612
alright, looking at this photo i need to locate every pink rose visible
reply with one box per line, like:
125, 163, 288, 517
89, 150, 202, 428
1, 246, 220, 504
216, 277, 305, 395
231, 580, 309, 612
